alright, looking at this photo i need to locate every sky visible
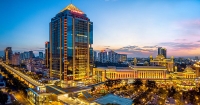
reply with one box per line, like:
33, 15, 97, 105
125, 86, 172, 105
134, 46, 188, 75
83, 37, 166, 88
0, 0, 200, 57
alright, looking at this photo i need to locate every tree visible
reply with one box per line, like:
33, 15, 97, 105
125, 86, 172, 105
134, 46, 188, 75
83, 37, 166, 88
146, 80, 155, 88
133, 79, 143, 88
0, 91, 8, 105
105, 80, 114, 90
11, 100, 21, 105
91, 86, 95, 93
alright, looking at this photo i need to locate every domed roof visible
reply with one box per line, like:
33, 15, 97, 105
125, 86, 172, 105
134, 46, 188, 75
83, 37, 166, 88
156, 54, 165, 59
184, 66, 194, 73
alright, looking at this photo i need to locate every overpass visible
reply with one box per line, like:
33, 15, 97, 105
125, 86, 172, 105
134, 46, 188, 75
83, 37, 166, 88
0, 62, 43, 88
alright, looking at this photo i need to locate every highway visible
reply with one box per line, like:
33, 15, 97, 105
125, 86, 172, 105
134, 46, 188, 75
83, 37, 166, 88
0, 62, 43, 87
13, 92, 31, 105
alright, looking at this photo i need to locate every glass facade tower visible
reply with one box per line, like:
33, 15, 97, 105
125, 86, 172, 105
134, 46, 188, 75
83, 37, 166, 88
49, 4, 93, 82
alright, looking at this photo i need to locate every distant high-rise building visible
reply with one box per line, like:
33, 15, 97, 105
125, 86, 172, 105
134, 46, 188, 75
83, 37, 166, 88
45, 42, 50, 68
162, 48, 167, 58
158, 47, 162, 55
195, 56, 199, 60
118, 54, 127, 62
39, 52, 44, 59
93, 51, 97, 62
108, 50, 118, 63
24, 52, 29, 59
158, 47, 167, 58
4, 47, 12, 64
98, 50, 107, 63
12, 52, 20, 66
20, 52, 24, 60
29, 51, 34, 58
49, 4, 93, 82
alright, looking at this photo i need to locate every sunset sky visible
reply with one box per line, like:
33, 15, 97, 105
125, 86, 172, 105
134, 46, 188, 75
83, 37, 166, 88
0, 0, 200, 57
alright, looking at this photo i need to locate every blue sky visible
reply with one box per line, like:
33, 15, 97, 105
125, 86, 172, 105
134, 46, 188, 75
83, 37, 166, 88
0, 0, 200, 57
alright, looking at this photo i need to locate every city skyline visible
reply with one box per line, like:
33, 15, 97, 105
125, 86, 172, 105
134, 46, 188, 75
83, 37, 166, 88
0, 0, 200, 57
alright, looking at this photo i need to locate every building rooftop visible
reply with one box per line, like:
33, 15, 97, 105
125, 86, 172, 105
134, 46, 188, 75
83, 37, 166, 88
60, 4, 84, 14
45, 85, 65, 95
52, 85, 91, 93
46, 85, 91, 95
95, 94, 132, 105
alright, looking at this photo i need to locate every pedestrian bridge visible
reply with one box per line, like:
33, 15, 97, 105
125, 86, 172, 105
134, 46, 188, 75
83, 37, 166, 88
0, 62, 43, 88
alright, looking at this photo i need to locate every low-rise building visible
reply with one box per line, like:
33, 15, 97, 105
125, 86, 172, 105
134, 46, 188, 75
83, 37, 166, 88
27, 86, 58, 105
94, 66, 167, 82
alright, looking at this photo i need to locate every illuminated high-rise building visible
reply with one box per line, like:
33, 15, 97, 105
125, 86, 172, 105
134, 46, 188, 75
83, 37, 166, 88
49, 4, 93, 82
4, 47, 12, 64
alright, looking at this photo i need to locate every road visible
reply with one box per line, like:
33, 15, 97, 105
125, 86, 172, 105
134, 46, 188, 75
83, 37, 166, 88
13, 92, 31, 105
0, 62, 43, 87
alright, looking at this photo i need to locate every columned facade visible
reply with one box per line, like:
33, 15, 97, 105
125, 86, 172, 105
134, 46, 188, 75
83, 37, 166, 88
94, 66, 167, 82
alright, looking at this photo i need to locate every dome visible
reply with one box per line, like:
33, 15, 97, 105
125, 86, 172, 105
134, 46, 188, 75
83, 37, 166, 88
156, 54, 165, 59
184, 66, 194, 73
149, 55, 153, 58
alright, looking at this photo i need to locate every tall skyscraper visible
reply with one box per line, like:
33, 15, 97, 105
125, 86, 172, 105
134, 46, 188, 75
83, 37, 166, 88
4, 47, 12, 64
45, 42, 50, 68
158, 47, 167, 58
49, 4, 93, 82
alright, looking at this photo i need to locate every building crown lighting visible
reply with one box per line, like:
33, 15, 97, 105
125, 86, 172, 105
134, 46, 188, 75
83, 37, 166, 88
60, 4, 84, 14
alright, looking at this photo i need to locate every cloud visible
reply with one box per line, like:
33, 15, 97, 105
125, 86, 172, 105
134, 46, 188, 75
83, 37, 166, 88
37, 47, 45, 50
120, 45, 138, 50
174, 39, 187, 41
114, 45, 157, 57
143, 45, 158, 48
197, 40, 200, 42
159, 42, 200, 49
